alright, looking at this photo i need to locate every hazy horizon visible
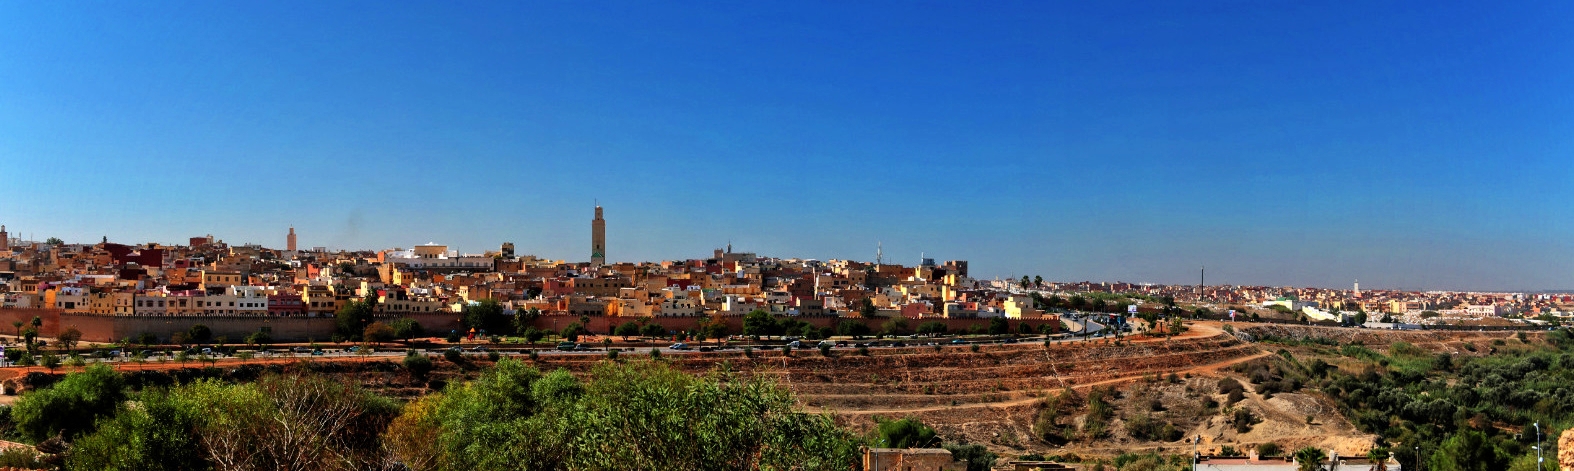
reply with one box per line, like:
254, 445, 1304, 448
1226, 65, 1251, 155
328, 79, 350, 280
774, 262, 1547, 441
2, 2, 1569, 292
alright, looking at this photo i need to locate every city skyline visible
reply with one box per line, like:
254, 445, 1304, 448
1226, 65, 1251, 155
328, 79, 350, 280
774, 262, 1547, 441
2, 2, 1570, 291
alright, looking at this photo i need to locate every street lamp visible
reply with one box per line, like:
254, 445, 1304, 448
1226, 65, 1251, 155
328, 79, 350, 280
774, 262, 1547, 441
1534, 422, 1543, 471
1414, 446, 1420, 471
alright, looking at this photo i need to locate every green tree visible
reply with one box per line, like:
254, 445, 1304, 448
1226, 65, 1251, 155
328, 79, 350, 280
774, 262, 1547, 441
880, 317, 909, 336
45, 237, 62, 245
65, 385, 206, 471
364, 322, 396, 343
57, 327, 82, 352
987, 317, 1009, 335
640, 323, 668, 339
1033, 275, 1043, 288
859, 298, 877, 318
742, 310, 778, 339
561, 322, 584, 342
1019, 276, 1030, 289
462, 299, 509, 335
1429, 429, 1509, 471
12, 364, 126, 442
335, 299, 376, 339
511, 307, 541, 334
615, 321, 641, 340
390, 317, 425, 341
944, 443, 997, 471
11, 321, 21, 338
403, 352, 434, 384
187, 324, 212, 345
836, 319, 872, 339
871, 416, 937, 448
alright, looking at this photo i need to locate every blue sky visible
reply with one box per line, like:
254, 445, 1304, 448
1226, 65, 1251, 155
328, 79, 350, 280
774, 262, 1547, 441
1, 2, 1570, 291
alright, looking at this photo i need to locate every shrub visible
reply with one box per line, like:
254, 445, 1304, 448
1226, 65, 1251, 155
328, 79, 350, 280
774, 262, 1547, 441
403, 353, 434, 382
858, 346, 870, 356
1233, 408, 1258, 433
443, 349, 462, 363
1257, 442, 1282, 457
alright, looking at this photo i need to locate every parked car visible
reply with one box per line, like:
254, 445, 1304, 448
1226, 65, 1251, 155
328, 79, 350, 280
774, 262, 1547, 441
574, 344, 592, 351
669, 343, 690, 350
311, 349, 324, 356
949, 339, 966, 345
292, 346, 311, 353
557, 342, 577, 351
787, 341, 802, 348
471, 346, 488, 352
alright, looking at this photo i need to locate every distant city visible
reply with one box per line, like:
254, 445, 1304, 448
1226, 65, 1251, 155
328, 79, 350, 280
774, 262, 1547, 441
0, 206, 1566, 326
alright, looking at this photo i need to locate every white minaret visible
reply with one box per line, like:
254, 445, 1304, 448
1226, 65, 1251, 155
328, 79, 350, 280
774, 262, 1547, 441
1354, 279, 1360, 298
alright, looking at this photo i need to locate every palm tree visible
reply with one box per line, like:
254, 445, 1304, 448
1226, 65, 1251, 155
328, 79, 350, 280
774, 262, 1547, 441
1033, 275, 1043, 288
10, 321, 19, 339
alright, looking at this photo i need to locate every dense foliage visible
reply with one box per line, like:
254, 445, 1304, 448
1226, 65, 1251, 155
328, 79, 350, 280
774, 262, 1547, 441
1261, 329, 1574, 470
389, 359, 861, 470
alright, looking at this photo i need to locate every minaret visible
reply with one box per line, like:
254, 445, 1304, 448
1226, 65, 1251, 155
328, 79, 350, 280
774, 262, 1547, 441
287, 227, 298, 252
1353, 280, 1360, 298
591, 205, 606, 266
0, 225, 8, 252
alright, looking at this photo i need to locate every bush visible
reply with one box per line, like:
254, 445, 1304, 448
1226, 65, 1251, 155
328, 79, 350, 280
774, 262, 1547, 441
487, 351, 501, 362
12, 364, 126, 441
819, 344, 832, 357
443, 349, 462, 363
1257, 442, 1282, 457
943, 443, 996, 471
403, 353, 434, 382
1233, 408, 1258, 433
386, 359, 861, 470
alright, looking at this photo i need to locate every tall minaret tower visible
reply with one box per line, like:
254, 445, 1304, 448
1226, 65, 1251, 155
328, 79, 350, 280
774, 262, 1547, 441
287, 227, 297, 252
591, 205, 606, 266
0, 225, 8, 252
1353, 279, 1360, 298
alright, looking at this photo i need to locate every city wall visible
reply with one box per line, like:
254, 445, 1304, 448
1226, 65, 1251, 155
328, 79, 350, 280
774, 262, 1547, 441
0, 308, 465, 344
0, 307, 1052, 343
522, 314, 1060, 338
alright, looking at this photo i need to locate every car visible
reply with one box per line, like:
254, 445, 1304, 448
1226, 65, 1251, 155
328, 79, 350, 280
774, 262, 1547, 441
292, 346, 311, 353
835, 341, 848, 347
950, 339, 966, 345
669, 343, 690, 350
347, 346, 360, 353
890, 342, 907, 347
817, 340, 835, 348
1003, 338, 1018, 344
574, 344, 591, 351
699, 346, 714, 352
557, 342, 577, 351
200, 347, 212, 354
783, 336, 800, 342
311, 349, 324, 356
787, 341, 802, 348
854, 342, 867, 348
471, 346, 488, 352
108, 350, 121, 357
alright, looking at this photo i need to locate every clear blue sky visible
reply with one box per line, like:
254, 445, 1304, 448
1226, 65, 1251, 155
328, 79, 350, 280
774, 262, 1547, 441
2, 2, 1570, 291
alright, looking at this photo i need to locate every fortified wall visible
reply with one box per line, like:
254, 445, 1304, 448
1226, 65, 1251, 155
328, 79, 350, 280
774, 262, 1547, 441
0, 308, 1057, 343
